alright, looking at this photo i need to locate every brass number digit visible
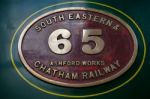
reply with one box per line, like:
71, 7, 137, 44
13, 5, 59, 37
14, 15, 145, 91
82, 29, 105, 54
48, 29, 71, 54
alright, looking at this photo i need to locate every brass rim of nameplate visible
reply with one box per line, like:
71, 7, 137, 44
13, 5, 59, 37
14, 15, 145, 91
18, 7, 138, 87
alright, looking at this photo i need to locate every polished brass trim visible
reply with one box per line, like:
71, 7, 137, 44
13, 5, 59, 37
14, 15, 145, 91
18, 7, 138, 87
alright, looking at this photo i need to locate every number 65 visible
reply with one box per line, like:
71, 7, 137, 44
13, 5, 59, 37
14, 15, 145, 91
48, 29, 105, 54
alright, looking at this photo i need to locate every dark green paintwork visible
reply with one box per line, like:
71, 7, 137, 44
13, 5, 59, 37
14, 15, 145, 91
0, 0, 150, 99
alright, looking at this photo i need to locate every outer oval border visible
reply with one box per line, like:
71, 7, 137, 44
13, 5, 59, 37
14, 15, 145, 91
10, 1, 146, 98
18, 7, 138, 87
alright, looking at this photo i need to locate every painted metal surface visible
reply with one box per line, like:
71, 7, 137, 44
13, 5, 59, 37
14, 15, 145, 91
0, 0, 149, 99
